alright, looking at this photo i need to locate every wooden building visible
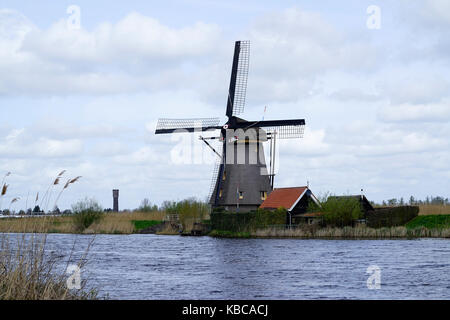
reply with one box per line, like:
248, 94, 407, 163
259, 186, 321, 224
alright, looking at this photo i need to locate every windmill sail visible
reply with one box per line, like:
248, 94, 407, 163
208, 159, 221, 202
155, 118, 221, 134
226, 41, 250, 118
233, 119, 306, 139
262, 124, 305, 139
154, 40, 306, 212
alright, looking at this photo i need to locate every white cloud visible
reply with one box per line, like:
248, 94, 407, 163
22, 12, 221, 64
245, 8, 379, 103
0, 10, 222, 96
1, 3, 450, 209
377, 69, 450, 105
0, 128, 83, 158
379, 100, 450, 122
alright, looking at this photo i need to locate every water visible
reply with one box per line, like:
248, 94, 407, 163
11, 234, 450, 299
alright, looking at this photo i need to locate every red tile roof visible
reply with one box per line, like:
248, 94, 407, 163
260, 187, 308, 210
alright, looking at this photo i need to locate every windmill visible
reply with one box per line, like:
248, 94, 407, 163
155, 41, 305, 212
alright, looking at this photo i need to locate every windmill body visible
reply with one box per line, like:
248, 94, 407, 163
155, 41, 305, 212
210, 125, 272, 212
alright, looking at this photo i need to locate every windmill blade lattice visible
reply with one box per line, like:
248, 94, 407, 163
155, 118, 221, 134
264, 125, 305, 139
208, 159, 221, 202
232, 40, 250, 116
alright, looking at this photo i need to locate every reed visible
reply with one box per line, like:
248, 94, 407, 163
250, 226, 450, 239
0, 233, 98, 300
0, 210, 166, 234
419, 205, 450, 215
54, 176, 82, 209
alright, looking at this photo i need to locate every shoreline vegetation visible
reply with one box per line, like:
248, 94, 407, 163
210, 225, 450, 239
0, 210, 449, 239
0, 194, 449, 238
0, 233, 98, 300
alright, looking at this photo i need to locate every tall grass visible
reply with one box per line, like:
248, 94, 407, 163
419, 205, 450, 215
251, 226, 450, 239
163, 198, 209, 232
0, 233, 98, 300
0, 210, 166, 234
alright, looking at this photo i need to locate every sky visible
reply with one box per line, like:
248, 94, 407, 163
0, 0, 449, 211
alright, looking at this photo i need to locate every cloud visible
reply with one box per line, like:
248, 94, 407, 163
245, 8, 379, 103
0, 127, 83, 158
379, 100, 450, 123
279, 129, 330, 156
377, 68, 450, 105
1, 4, 450, 209
0, 10, 222, 96
22, 12, 221, 65
420, 0, 450, 27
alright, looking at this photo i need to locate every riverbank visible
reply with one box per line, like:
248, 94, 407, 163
250, 226, 450, 239
208, 226, 450, 239
0, 211, 166, 234
209, 215, 450, 239
1, 213, 449, 239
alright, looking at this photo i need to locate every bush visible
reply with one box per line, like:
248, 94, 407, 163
367, 206, 419, 228
162, 198, 209, 232
319, 196, 362, 227
210, 208, 286, 232
72, 198, 104, 232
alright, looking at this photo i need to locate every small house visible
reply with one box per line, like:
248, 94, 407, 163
259, 186, 321, 225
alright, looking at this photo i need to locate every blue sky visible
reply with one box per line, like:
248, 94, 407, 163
1, 0, 449, 211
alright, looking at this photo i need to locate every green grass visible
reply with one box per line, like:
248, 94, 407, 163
132, 220, 162, 231
406, 215, 450, 229
208, 230, 251, 238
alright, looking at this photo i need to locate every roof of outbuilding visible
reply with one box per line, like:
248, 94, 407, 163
260, 187, 309, 211
328, 195, 374, 211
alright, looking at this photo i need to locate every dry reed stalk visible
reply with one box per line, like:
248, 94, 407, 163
1, 184, 7, 196
8, 197, 20, 212
40, 170, 66, 212
0, 233, 97, 300
251, 226, 450, 239
419, 205, 450, 215
0, 183, 9, 210
54, 176, 82, 209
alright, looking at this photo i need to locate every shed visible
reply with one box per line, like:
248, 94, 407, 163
260, 186, 321, 224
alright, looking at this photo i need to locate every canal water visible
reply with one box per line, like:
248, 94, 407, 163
11, 234, 450, 299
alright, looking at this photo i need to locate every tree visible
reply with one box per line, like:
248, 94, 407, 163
387, 199, 398, 206
71, 198, 104, 232
319, 196, 363, 227
138, 198, 158, 212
